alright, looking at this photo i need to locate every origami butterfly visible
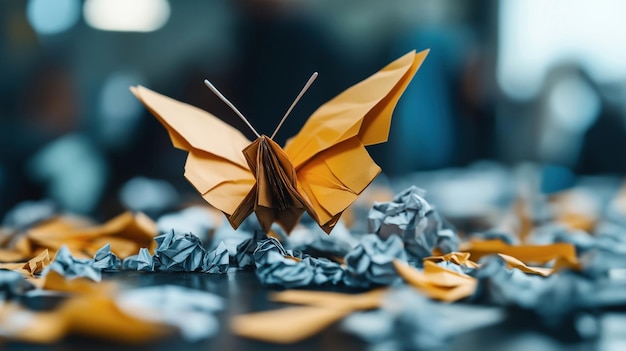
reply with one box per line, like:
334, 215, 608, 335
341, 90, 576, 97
131, 49, 428, 234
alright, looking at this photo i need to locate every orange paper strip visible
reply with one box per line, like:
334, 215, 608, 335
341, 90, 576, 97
394, 260, 477, 302
270, 288, 386, 310
231, 306, 349, 344
25, 212, 157, 259
497, 254, 553, 277
424, 252, 480, 268
233, 288, 387, 343
459, 239, 578, 266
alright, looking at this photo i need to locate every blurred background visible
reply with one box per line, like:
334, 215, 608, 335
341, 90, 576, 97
1, 0, 626, 223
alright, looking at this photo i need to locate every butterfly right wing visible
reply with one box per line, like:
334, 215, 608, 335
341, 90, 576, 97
283, 50, 427, 233
131, 86, 255, 218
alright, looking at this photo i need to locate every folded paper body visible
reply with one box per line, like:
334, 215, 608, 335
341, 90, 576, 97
132, 50, 429, 233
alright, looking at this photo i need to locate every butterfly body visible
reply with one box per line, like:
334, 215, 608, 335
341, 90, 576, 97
232, 135, 314, 232
132, 49, 429, 234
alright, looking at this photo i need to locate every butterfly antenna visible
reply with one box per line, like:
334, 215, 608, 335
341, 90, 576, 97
204, 79, 260, 138
270, 72, 318, 140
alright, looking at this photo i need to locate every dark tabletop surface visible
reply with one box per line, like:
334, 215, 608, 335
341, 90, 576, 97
4, 270, 626, 351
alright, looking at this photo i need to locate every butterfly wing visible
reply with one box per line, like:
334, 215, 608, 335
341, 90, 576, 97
283, 49, 429, 233
131, 86, 255, 219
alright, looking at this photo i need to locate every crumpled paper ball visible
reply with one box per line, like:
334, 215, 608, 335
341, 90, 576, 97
344, 234, 406, 288
473, 255, 617, 340
253, 238, 345, 287
122, 235, 231, 274
474, 255, 548, 308
0, 270, 35, 298
153, 230, 206, 272
48, 246, 102, 281
310, 257, 345, 285
92, 243, 121, 271
116, 285, 223, 342
368, 186, 459, 263
203, 241, 229, 274
254, 238, 314, 288
122, 248, 156, 271
235, 231, 267, 268
343, 287, 449, 350
287, 221, 357, 258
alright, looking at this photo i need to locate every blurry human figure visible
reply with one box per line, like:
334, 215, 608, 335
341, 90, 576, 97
388, 27, 473, 175
531, 63, 626, 180
535, 64, 601, 169
576, 81, 626, 175
456, 47, 496, 164
385, 1, 498, 175
5, 61, 108, 215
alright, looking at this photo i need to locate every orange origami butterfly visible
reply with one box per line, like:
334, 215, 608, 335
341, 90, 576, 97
131, 49, 428, 234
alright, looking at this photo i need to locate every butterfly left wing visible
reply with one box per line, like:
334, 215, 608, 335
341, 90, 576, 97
284, 50, 429, 233
131, 86, 255, 224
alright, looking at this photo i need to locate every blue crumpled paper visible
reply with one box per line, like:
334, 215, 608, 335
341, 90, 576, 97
253, 238, 313, 288
287, 221, 358, 258
116, 285, 224, 341
121, 233, 230, 274
343, 287, 449, 350
310, 257, 345, 285
48, 246, 101, 281
472, 254, 626, 339
524, 221, 626, 278
203, 241, 229, 274
92, 243, 121, 271
235, 231, 268, 268
0, 270, 35, 298
153, 230, 206, 272
343, 287, 505, 350
122, 248, 156, 271
368, 186, 459, 263
344, 234, 406, 288
252, 238, 345, 287
473, 255, 549, 308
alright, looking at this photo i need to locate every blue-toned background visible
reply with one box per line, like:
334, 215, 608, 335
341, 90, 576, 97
1, 0, 625, 218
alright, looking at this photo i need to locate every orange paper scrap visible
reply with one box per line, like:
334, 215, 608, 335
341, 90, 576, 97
232, 306, 349, 344
459, 239, 579, 266
497, 254, 553, 277
270, 288, 386, 310
0, 250, 51, 284
232, 289, 386, 343
23, 249, 51, 275
424, 252, 480, 269
0, 212, 158, 262
42, 270, 116, 295
424, 251, 560, 277
132, 50, 429, 234
58, 294, 169, 344
0, 303, 67, 344
394, 260, 477, 302
0, 249, 29, 263
0, 294, 168, 344
0, 269, 167, 344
